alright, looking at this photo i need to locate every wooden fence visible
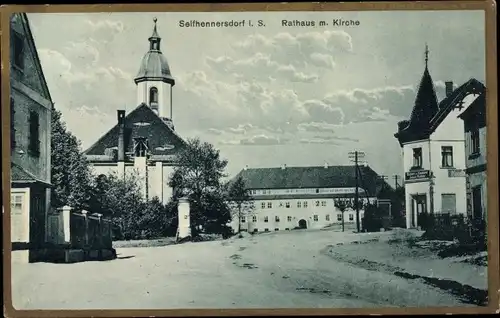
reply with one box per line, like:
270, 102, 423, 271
70, 211, 113, 249
47, 206, 113, 250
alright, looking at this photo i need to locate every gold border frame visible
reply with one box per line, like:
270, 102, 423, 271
1, 1, 498, 316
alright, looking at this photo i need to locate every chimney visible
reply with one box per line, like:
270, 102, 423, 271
324, 162, 329, 168
281, 164, 286, 170
244, 165, 248, 171
445, 81, 453, 97
117, 110, 125, 162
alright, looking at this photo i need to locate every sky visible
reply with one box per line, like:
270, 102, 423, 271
27, 10, 485, 182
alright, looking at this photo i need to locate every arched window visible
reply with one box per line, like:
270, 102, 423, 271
149, 87, 158, 104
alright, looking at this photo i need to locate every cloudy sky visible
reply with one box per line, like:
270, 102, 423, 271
27, 10, 485, 182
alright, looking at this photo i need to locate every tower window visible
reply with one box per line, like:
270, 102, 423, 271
134, 137, 148, 157
149, 87, 158, 105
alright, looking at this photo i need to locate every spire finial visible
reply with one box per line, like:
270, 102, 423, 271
424, 43, 429, 68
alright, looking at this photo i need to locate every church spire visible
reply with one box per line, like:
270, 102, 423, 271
148, 17, 161, 51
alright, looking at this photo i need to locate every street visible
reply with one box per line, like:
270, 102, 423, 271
11, 229, 476, 310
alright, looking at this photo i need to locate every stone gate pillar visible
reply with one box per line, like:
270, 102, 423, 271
178, 198, 191, 240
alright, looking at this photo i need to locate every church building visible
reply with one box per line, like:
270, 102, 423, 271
84, 18, 186, 203
394, 46, 485, 229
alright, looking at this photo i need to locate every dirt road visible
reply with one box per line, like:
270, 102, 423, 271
11, 229, 470, 310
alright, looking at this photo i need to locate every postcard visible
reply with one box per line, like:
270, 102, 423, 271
2, 2, 498, 316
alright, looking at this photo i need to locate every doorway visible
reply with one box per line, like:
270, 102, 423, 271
472, 186, 483, 220
411, 194, 427, 228
298, 219, 307, 229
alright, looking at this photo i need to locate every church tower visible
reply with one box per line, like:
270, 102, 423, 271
134, 18, 175, 128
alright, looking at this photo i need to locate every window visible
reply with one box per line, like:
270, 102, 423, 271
441, 194, 457, 214
264, 228, 269, 232
274, 228, 279, 231
315, 201, 320, 207
337, 214, 342, 221
10, 98, 15, 149
267, 202, 272, 209
261, 202, 266, 209
287, 216, 292, 222
11, 194, 23, 215
184, 215, 188, 219
441, 146, 454, 168
28, 111, 40, 156
275, 216, 280, 222
471, 130, 480, 155
412, 148, 422, 168
297, 201, 302, 208
321, 201, 327, 207
303, 201, 308, 208
285, 228, 290, 231
241, 217, 246, 223
12, 31, 24, 69
279, 202, 283, 208
285, 202, 290, 208
313, 215, 318, 221
149, 87, 158, 104
253, 229, 258, 233
315, 189, 319, 193
326, 214, 330, 221
349, 214, 354, 221
252, 216, 257, 223
133, 137, 148, 157
264, 216, 269, 223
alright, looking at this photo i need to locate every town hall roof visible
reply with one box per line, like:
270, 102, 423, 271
233, 165, 390, 197
134, 18, 175, 86
84, 103, 186, 162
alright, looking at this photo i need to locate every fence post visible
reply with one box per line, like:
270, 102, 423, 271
82, 210, 89, 247
95, 213, 103, 249
60, 206, 72, 244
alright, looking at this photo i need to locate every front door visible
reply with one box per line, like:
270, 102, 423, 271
472, 186, 483, 220
412, 194, 427, 228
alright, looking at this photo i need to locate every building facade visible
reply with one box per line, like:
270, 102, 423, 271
84, 19, 185, 203
231, 164, 390, 233
394, 47, 486, 229
458, 94, 487, 221
10, 13, 54, 259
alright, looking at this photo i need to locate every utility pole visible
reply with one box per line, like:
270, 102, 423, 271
349, 151, 365, 233
393, 175, 399, 189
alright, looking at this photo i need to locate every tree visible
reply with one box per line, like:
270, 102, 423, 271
227, 175, 255, 233
334, 199, 351, 232
169, 138, 229, 235
51, 109, 93, 210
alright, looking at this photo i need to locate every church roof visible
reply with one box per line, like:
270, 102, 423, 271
134, 18, 175, 85
232, 165, 391, 197
84, 103, 186, 162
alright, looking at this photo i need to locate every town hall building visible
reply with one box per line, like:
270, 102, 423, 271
394, 46, 485, 229
232, 164, 391, 232
84, 18, 186, 203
